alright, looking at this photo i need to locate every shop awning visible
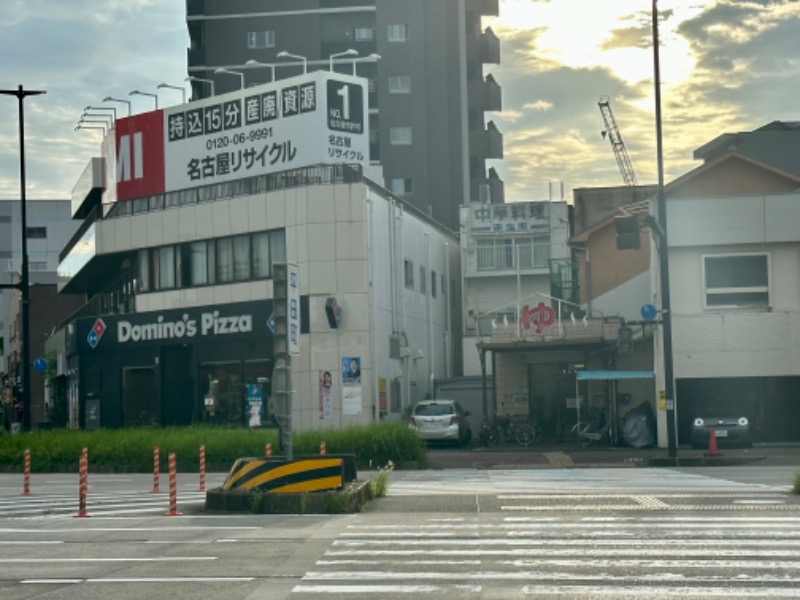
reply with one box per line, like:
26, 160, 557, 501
576, 370, 654, 381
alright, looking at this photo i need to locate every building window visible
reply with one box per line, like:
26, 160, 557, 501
388, 75, 411, 94
216, 238, 234, 282
431, 270, 437, 298
354, 27, 374, 42
404, 259, 414, 289
387, 24, 408, 42
29, 261, 47, 271
390, 127, 412, 145
26, 226, 47, 239
158, 246, 176, 289
191, 241, 209, 286
233, 234, 251, 281
704, 253, 769, 308
252, 232, 272, 278
390, 178, 412, 196
419, 266, 426, 294
247, 30, 275, 49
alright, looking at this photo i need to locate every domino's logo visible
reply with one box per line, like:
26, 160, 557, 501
87, 318, 107, 349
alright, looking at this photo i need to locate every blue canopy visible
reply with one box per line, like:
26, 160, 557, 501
576, 370, 654, 381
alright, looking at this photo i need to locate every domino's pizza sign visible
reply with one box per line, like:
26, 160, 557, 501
87, 318, 107, 349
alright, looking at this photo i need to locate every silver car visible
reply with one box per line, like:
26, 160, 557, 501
408, 399, 472, 446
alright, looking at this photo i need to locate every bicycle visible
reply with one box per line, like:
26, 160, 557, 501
571, 414, 612, 446
486, 412, 542, 447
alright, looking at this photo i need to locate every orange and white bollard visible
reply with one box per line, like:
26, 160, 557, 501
22, 448, 31, 496
75, 448, 90, 518
198, 445, 206, 492
265, 443, 272, 458
151, 445, 161, 493
165, 452, 182, 516
320, 440, 326, 455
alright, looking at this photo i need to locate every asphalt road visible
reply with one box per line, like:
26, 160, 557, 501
1, 467, 799, 599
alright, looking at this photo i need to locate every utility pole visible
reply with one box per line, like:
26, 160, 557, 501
651, 2, 677, 460
0, 85, 46, 432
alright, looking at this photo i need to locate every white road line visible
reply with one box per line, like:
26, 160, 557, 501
292, 584, 481, 594
326, 548, 800, 558
301, 570, 800, 583
0, 526, 258, 533
22, 577, 255, 584
1, 557, 216, 563
521, 585, 800, 597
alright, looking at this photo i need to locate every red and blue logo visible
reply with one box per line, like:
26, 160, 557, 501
87, 318, 107, 349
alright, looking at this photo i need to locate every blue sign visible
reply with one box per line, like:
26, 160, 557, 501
641, 304, 657, 320
33, 358, 47, 372
266, 313, 276, 334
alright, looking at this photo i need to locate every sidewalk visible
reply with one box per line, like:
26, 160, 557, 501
424, 442, 800, 470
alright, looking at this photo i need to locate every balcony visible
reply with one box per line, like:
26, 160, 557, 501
467, 27, 500, 64
468, 74, 502, 112
466, 0, 499, 17
469, 121, 503, 159
478, 313, 623, 344
187, 46, 206, 69
186, 0, 205, 17
71, 157, 105, 219
465, 242, 551, 277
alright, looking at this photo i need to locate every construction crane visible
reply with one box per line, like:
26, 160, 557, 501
598, 96, 638, 186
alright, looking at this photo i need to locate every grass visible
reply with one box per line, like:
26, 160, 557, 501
793, 471, 800, 495
0, 423, 426, 473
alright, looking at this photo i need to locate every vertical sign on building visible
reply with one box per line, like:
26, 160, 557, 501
287, 263, 300, 356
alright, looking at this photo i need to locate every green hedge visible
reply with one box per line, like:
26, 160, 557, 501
0, 423, 426, 473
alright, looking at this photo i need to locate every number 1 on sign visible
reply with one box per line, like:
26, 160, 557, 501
336, 85, 350, 120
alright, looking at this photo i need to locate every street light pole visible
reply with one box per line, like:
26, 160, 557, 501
0, 84, 46, 432
652, 1, 677, 460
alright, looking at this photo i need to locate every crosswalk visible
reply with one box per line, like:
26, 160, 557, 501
0, 488, 208, 519
292, 515, 800, 598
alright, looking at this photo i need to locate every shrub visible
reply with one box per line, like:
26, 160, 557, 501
0, 423, 424, 473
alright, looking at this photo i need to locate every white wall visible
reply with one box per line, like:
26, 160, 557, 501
666, 193, 800, 379
93, 180, 459, 431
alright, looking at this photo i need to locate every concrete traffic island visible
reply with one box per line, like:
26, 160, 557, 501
204, 454, 382, 514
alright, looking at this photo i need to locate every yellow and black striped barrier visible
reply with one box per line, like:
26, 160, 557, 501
222, 457, 344, 494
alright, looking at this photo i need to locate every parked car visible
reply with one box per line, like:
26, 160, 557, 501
691, 408, 752, 449
408, 399, 472, 446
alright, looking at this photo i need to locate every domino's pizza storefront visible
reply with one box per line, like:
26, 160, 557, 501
64, 299, 307, 429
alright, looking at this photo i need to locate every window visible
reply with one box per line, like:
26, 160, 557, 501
247, 30, 275, 49
270, 229, 286, 266
190, 241, 209, 285
252, 232, 272, 278
390, 127, 412, 145
26, 226, 46, 239
704, 253, 769, 308
404, 259, 414, 289
216, 238, 234, 282
233, 234, 251, 281
387, 24, 408, 42
138, 249, 149, 292
431, 270, 437, 298
388, 75, 411, 94
354, 27, 374, 42
419, 266, 426, 294
390, 178, 412, 196
29, 261, 47, 271
158, 246, 176, 289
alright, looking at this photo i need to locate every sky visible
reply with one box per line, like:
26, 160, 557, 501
1, 0, 798, 204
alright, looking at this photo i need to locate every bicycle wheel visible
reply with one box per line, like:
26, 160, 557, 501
530, 424, 543, 443
514, 423, 536, 446
572, 422, 592, 446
